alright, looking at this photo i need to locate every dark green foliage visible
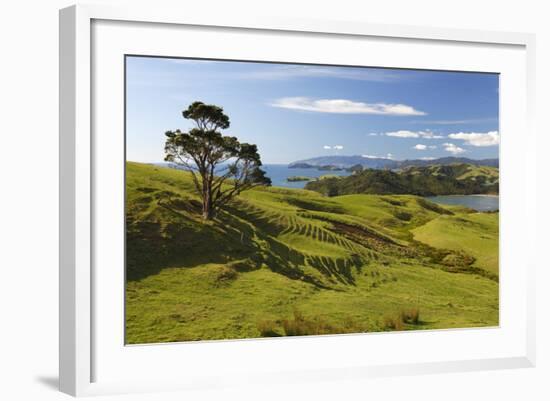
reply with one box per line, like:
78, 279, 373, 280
318, 165, 344, 171
326, 183, 340, 197
394, 211, 413, 221
347, 164, 364, 174
286, 176, 313, 182
305, 163, 499, 197
164, 101, 271, 220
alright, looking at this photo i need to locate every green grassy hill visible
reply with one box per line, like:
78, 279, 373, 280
412, 213, 499, 275
126, 162, 498, 344
305, 163, 499, 197
405, 163, 499, 184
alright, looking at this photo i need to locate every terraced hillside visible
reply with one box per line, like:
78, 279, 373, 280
126, 162, 499, 344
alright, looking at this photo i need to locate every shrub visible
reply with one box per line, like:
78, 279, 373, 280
394, 211, 412, 221
400, 308, 420, 325
282, 310, 335, 336
327, 186, 340, 197
257, 320, 282, 337
260, 312, 364, 337
215, 266, 238, 283
383, 307, 421, 330
339, 317, 365, 334
441, 251, 475, 268
383, 315, 404, 331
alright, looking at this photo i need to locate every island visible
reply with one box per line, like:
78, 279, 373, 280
286, 176, 314, 182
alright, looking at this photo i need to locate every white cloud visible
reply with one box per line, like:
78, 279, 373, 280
333, 145, 344, 150
420, 157, 436, 160
385, 130, 443, 139
413, 144, 427, 150
245, 65, 408, 82
448, 131, 499, 147
323, 145, 332, 149
361, 154, 392, 160
442, 143, 466, 154
367, 133, 379, 136
386, 130, 419, 138
271, 97, 426, 116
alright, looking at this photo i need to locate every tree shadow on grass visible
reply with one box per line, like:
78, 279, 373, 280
221, 203, 357, 288
126, 196, 261, 281
127, 193, 361, 288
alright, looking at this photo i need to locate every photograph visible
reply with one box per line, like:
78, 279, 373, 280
124, 56, 499, 344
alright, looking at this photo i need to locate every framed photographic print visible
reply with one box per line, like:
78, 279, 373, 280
59, 4, 536, 396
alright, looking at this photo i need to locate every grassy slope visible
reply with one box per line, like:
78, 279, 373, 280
125, 162, 499, 344
456, 165, 499, 182
405, 164, 499, 181
412, 213, 499, 275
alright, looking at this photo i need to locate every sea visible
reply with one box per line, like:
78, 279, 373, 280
262, 164, 350, 189
427, 195, 499, 212
158, 163, 499, 211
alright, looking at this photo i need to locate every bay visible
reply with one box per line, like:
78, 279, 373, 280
262, 164, 350, 189
427, 195, 499, 212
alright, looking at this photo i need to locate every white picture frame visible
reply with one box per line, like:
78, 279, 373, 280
59, 4, 536, 397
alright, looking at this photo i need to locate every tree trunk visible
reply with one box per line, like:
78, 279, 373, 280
202, 189, 214, 220
202, 208, 214, 220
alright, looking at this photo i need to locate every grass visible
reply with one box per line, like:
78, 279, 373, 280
125, 162, 499, 344
412, 213, 499, 275
455, 165, 499, 183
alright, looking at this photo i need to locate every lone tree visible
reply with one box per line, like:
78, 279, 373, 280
164, 101, 271, 220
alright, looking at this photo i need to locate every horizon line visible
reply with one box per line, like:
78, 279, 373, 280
128, 154, 499, 166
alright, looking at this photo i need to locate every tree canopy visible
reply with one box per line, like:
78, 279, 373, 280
164, 101, 271, 220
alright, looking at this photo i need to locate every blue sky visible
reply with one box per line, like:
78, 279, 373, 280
126, 56, 499, 164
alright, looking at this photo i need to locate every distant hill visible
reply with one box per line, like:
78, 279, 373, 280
289, 156, 398, 169
305, 163, 499, 197
400, 157, 499, 169
289, 156, 499, 170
